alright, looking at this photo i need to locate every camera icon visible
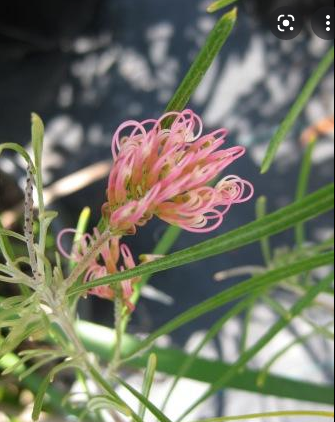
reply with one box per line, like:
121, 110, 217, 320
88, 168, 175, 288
270, 7, 303, 40
277, 14, 296, 32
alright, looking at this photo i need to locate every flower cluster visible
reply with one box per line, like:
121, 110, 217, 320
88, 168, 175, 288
57, 228, 139, 312
103, 109, 253, 234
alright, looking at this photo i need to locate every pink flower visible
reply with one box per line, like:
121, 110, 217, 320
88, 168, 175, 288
103, 109, 253, 234
57, 228, 139, 312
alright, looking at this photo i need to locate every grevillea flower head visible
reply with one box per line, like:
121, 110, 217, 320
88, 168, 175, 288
103, 109, 254, 234
57, 228, 139, 312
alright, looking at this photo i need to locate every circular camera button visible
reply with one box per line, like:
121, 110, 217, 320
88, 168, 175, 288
270, 7, 303, 40
312, 7, 334, 41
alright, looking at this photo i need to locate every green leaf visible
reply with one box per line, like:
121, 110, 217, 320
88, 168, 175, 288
261, 46, 334, 174
165, 8, 237, 115
192, 411, 334, 422
257, 323, 333, 388
31, 113, 44, 172
207, 0, 238, 13
68, 183, 334, 296
32, 361, 78, 421
162, 299, 252, 411
125, 252, 334, 359
0, 143, 35, 172
32, 372, 52, 421
70, 207, 91, 271
139, 353, 157, 420
0, 220, 16, 263
178, 271, 334, 420
115, 376, 172, 422
87, 395, 132, 416
255, 196, 272, 265
77, 320, 335, 405
295, 139, 316, 248
0, 229, 26, 243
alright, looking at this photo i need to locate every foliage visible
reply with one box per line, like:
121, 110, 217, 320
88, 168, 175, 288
0, 4, 334, 422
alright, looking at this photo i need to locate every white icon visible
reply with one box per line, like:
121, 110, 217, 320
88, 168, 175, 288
326, 15, 331, 32
278, 14, 295, 32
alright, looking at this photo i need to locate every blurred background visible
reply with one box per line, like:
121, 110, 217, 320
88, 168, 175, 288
0, 0, 334, 420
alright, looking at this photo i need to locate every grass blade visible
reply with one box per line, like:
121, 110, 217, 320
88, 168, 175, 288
68, 183, 334, 296
261, 47, 334, 174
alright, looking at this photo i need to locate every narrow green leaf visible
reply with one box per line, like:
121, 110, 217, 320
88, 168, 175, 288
32, 361, 78, 421
125, 252, 334, 359
0, 229, 26, 243
295, 139, 316, 248
162, 299, 252, 412
192, 411, 334, 422
116, 376, 172, 422
165, 8, 237, 114
77, 320, 335, 405
31, 113, 44, 171
0, 220, 16, 263
139, 353, 157, 420
70, 207, 91, 271
0, 143, 35, 172
68, 184, 334, 296
88, 395, 132, 416
32, 372, 52, 421
255, 196, 272, 265
178, 272, 334, 420
257, 323, 333, 388
261, 47, 334, 174
207, 0, 238, 13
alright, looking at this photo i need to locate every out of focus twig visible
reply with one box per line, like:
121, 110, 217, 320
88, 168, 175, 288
1, 161, 111, 229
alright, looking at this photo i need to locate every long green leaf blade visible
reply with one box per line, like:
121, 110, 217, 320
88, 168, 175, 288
125, 252, 334, 358
32, 373, 52, 421
192, 411, 334, 422
0, 143, 35, 172
295, 139, 316, 248
139, 353, 158, 420
207, 0, 238, 13
77, 321, 334, 405
165, 8, 237, 114
116, 376, 172, 422
261, 47, 334, 174
68, 183, 334, 296
178, 272, 334, 420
